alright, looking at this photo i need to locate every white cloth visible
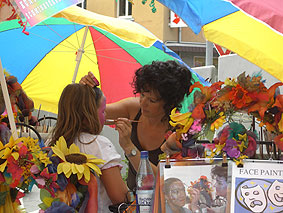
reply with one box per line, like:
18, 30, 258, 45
75, 132, 123, 213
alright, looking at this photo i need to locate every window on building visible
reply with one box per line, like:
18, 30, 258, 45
118, 0, 132, 18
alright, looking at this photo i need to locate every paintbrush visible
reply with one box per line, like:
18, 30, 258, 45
106, 119, 141, 123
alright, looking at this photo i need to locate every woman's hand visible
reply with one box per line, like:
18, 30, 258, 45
115, 118, 133, 150
79, 71, 97, 87
161, 132, 182, 155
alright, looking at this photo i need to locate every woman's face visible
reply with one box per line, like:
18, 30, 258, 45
97, 95, 106, 127
167, 181, 187, 207
139, 90, 165, 118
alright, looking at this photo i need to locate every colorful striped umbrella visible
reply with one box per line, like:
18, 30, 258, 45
157, 0, 283, 82
0, 6, 207, 114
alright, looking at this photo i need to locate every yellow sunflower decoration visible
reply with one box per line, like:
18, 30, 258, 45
51, 137, 105, 183
0, 136, 20, 172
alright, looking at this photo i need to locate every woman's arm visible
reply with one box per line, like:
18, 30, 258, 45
105, 97, 140, 121
79, 72, 140, 123
100, 166, 130, 204
123, 142, 158, 176
115, 118, 158, 176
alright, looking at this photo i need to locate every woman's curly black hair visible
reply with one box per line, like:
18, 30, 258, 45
132, 60, 193, 122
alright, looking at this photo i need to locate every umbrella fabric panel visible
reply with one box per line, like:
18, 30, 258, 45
92, 25, 208, 85
203, 11, 283, 82
91, 26, 174, 65
54, 6, 158, 48
0, 19, 84, 83
89, 26, 141, 103
156, 0, 238, 34
21, 27, 99, 113
230, 0, 283, 34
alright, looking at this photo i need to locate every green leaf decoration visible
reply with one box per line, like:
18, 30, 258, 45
4, 176, 12, 185
38, 202, 48, 210
43, 197, 54, 207
53, 198, 61, 202
0, 191, 8, 206
40, 188, 52, 201
206, 129, 215, 142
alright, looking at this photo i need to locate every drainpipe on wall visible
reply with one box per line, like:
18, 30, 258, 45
178, 27, 182, 43
205, 40, 213, 66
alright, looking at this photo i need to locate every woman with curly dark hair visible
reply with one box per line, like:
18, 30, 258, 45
80, 60, 193, 191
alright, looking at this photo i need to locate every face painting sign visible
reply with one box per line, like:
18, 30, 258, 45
231, 160, 283, 213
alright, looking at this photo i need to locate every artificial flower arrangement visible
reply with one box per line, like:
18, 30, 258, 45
36, 136, 104, 213
0, 136, 51, 212
207, 122, 257, 165
166, 72, 283, 164
0, 135, 104, 212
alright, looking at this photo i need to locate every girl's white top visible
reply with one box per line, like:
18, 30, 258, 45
75, 132, 123, 213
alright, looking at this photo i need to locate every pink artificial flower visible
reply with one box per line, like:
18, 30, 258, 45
30, 164, 40, 174
33, 168, 59, 197
188, 119, 202, 134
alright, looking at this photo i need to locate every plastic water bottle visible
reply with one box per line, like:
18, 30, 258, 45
136, 151, 155, 213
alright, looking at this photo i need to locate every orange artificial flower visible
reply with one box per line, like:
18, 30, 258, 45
248, 82, 283, 119
274, 134, 283, 151
189, 81, 223, 103
229, 84, 252, 109
191, 103, 206, 119
273, 94, 283, 112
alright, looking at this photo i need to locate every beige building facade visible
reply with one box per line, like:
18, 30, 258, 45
86, 0, 218, 68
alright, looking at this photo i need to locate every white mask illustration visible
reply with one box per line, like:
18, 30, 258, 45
240, 185, 267, 213
268, 180, 283, 206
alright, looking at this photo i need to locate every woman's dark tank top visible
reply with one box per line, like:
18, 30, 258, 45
126, 110, 164, 191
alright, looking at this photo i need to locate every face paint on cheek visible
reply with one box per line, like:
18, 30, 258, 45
98, 97, 106, 126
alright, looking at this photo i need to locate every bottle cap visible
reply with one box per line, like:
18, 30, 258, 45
140, 151, 148, 158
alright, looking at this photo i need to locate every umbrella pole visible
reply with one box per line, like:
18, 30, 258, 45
72, 26, 89, 83
0, 58, 18, 140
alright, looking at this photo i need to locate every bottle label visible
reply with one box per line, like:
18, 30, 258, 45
136, 190, 153, 213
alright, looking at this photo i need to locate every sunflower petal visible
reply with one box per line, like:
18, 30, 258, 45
69, 144, 80, 154
75, 164, 84, 174
65, 168, 72, 178
51, 147, 66, 161
88, 158, 105, 165
57, 136, 69, 155
0, 161, 7, 172
87, 163, 102, 176
11, 152, 19, 160
77, 172, 83, 180
63, 163, 71, 174
71, 163, 78, 174
57, 163, 64, 174
83, 165, 90, 183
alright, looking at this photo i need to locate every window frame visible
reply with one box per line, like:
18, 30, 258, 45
117, 0, 133, 20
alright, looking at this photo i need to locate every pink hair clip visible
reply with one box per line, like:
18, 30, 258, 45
92, 75, 100, 87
